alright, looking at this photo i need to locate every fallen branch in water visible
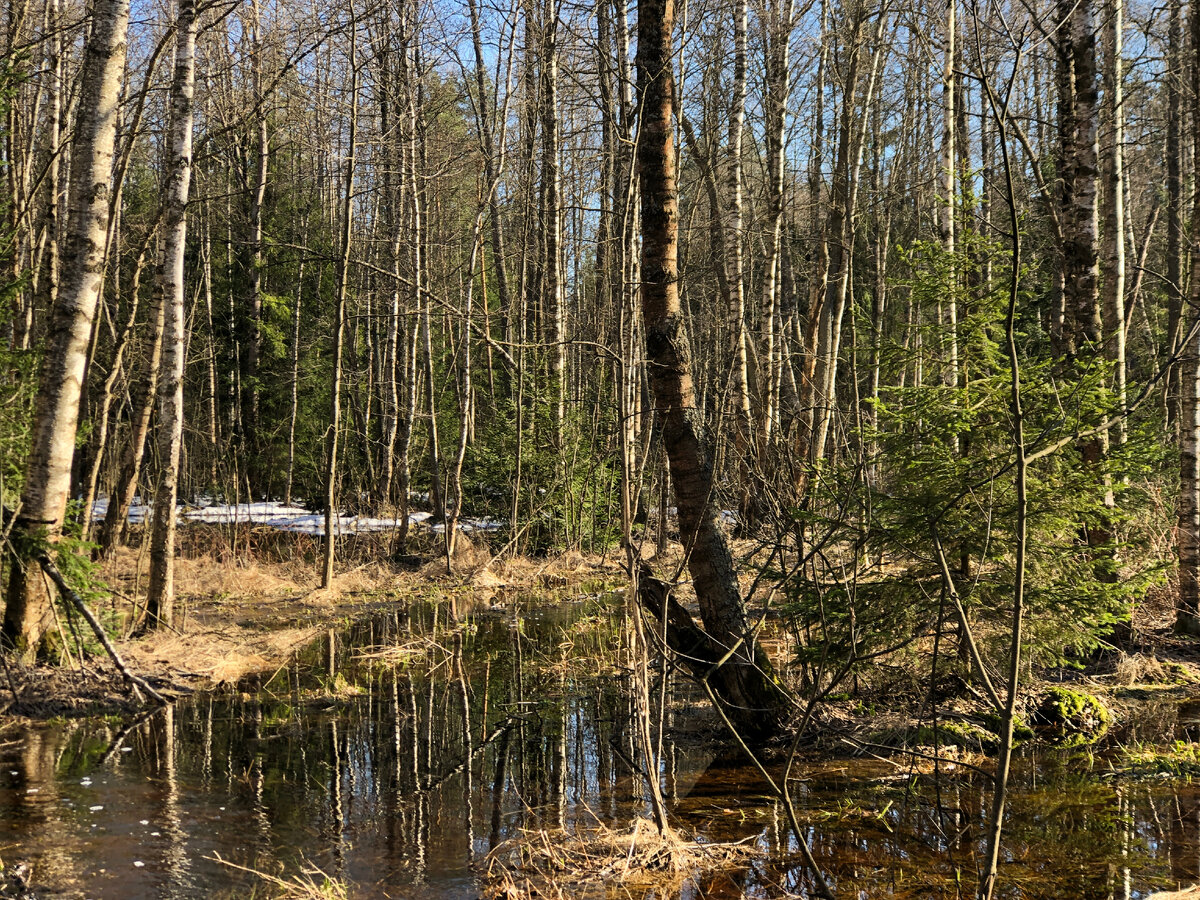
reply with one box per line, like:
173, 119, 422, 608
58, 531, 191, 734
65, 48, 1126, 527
36, 552, 167, 706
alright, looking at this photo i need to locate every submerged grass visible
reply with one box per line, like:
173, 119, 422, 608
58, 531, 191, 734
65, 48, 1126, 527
1109, 740, 1200, 779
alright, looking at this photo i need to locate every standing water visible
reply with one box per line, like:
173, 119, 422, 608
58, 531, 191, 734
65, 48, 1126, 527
0, 595, 1196, 898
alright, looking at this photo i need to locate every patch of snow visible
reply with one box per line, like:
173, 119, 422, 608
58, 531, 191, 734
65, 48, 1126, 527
91, 496, 507, 537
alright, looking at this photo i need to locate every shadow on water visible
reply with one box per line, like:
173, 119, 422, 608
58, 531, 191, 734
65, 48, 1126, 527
0, 595, 1197, 898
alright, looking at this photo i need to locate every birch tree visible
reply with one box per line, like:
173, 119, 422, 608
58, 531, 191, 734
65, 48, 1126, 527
3, 0, 131, 658
144, 0, 198, 631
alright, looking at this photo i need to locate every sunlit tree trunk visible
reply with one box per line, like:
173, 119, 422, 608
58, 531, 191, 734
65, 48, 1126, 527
1176, 0, 1200, 636
145, 0, 197, 630
541, 0, 565, 433
940, 0, 959, 389
636, 0, 791, 740
3, 0, 130, 659
82, 225, 158, 540
809, 7, 886, 472
1101, 0, 1126, 445
242, 0, 269, 484
1165, 0, 1184, 429
724, 0, 754, 520
758, 0, 795, 451
468, 0, 513, 397
322, 33, 358, 589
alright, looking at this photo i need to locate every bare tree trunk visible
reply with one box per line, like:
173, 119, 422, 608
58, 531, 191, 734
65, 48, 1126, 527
940, 0, 959, 389
243, 0, 269, 484
446, 206, 485, 567
322, 34, 357, 589
1165, 0, 1184, 429
284, 215, 308, 507
1176, 0, 1200, 636
3, 0, 130, 659
1059, 0, 1113, 569
758, 0, 795, 451
636, 0, 791, 741
724, 0, 755, 522
1060, 0, 1101, 356
541, 0, 565, 433
41, 0, 61, 314
1102, 0, 1126, 446
469, 0, 513, 393
144, 0, 197, 631
809, 9, 886, 472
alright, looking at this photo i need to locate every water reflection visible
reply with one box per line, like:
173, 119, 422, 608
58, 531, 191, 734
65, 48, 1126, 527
0, 597, 1194, 898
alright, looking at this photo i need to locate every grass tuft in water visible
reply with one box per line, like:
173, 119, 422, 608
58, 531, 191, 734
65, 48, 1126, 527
208, 853, 348, 899
482, 817, 759, 899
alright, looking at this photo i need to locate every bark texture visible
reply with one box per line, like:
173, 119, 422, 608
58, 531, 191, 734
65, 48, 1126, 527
636, 0, 791, 741
145, 0, 197, 630
3, 0, 131, 659
1176, 0, 1200, 635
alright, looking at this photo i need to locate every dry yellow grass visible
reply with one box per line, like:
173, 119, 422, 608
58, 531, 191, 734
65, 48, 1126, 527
483, 818, 762, 900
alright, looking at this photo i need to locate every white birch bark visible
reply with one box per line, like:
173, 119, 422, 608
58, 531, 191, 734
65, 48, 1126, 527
1176, 0, 1200, 635
758, 0, 795, 449
3, 0, 130, 658
725, 0, 754, 514
145, 0, 197, 630
322, 36, 358, 589
940, 0, 959, 389
1102, 0, 1126, 444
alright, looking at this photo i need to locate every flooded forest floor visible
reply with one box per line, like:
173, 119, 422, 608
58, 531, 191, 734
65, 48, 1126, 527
1, 527, 1200, 898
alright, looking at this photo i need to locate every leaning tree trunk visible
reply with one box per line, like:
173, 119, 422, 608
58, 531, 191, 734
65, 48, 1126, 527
3, 0, 131, 659
635, 0, 791, 742
144, 0, 197, 631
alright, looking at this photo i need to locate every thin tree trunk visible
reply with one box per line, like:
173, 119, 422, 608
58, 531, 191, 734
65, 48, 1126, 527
1102, 0, 1126, 445
284, 215, 307, 507
1176, 0, 1200, 636
446, 205, 485, 567
541, 0, 565, 433
99, 274, 166, 557
243, 0, 269, 483
725, 0, 754, 521
940, 0, 959, 388
1166, 0, 1184, 429
144, 0, 197, 630
82, 224, 159, 540
322, 38, 357, 589
758, 0, 795, 450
